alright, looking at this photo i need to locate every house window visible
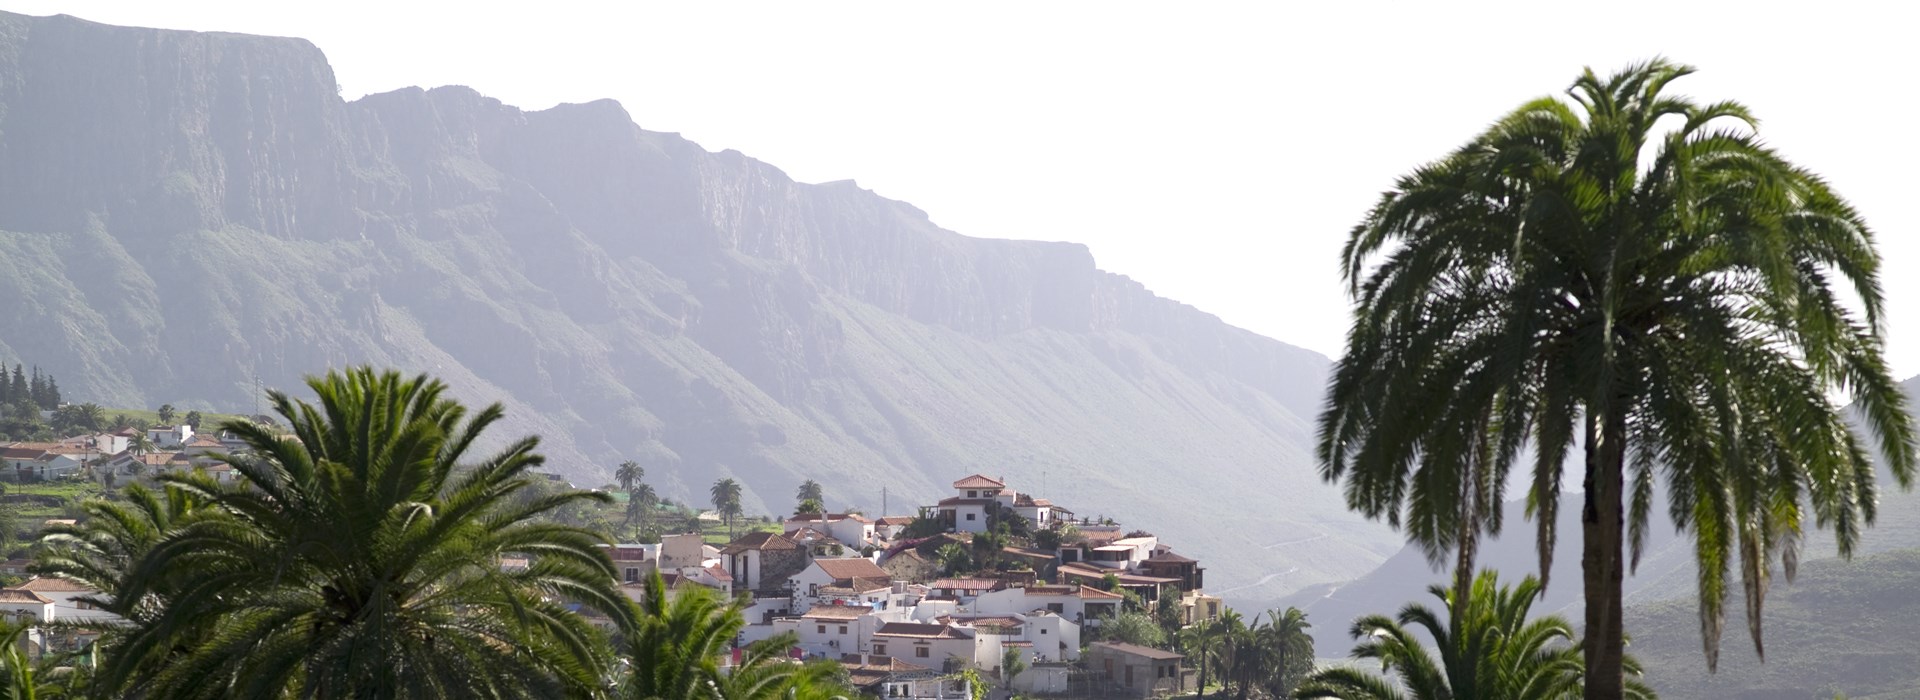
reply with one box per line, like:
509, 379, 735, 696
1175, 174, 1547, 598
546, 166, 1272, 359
875, 644, 887, 656
838, 625, 848, 634
1047, 603, 1064, 614
817, 625, 827, 634
916, 647, 930, 658
965, 513, 976, 521
967, 490, 978, 498
1040, 628, 1048, 634
625, 568, 640, 583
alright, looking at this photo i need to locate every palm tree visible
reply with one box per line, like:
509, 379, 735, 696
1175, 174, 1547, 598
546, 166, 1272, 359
622, 568, 849, 700
98, 367, 627, 698
1258, 608, 1316, 699
797, 479, 824, 506
710, 478, 743, 537
616, 460, 643, 494
796, 498, 824, 516
1295, 571, 1654, 700
154, 404, 175, 425
75, 403, 106, 433
1316, 59, 1914, 697
128, 433, 155, 457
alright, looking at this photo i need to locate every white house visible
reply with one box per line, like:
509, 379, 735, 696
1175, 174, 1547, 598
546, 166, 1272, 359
790, 603, 912, 658
783, 513, 878, 550
936, 474, 1005, 534
719, 531, 808, 595
149, 425, 194, 450
0, 589, 54, 623
970, 584, 1123, 627
870, 622, 975, 668
7, 577, 118, 623
62, 433, 128, 457
788, 558, 895, 614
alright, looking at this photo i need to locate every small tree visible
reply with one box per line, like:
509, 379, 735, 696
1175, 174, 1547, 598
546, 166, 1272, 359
936, 543, 973, 576
183, 410, 203, 430
796, 498, 824, 516
1000, 647, 1027, 695
156, 404, 176, 425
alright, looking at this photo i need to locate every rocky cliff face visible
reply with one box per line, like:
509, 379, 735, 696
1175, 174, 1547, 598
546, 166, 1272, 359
0, 11, 1396, 597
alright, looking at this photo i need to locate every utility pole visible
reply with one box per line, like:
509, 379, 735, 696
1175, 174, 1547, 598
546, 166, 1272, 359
882, 486, 888, 517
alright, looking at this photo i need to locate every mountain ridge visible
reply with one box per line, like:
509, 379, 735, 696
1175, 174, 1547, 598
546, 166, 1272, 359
0, 10, 1393, 598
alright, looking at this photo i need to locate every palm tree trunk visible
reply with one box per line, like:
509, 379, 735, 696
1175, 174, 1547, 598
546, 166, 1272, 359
1582, 407, 1627, 700
1196, 636, 1208, 699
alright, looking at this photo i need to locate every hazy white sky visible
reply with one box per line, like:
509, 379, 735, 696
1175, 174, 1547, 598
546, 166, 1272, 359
9, 1, 1920, 374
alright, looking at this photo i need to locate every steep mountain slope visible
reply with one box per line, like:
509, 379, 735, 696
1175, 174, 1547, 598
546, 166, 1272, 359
0, 11, 1399, 597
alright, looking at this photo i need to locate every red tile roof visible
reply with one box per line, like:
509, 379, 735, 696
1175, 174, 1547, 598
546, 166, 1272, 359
703, 564, 733, 582
0, 589, 52, 604
1146, 550, 1197, 564
876, 516, 916, 526
10, 576, 96, 593
952, 474, 1005, 489
720, 531, 798, 554
813, 558, 889, 582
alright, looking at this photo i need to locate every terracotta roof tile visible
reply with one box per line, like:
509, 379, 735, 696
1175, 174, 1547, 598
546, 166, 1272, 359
952, 474, 1005, 489
0, 589, 52, 604
813, 558, 888, 582
10, 576, 95, 593
719, 531, 798, 555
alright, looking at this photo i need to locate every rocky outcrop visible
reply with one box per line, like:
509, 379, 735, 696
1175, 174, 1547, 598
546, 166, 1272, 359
0, 11, 1394, 598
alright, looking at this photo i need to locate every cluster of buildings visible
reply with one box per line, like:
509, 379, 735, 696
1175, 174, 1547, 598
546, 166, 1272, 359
598, 474, 1220, 698
2, 423, 249, 483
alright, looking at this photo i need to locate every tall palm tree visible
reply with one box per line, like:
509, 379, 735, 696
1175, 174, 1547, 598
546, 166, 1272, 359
796, 479, 823, 506
154, 404, 175, 426
1316, 59, 1914, 697
616, 460, 643, 494
1295, 571, 1654, 700
710, 478, 743, 537
1259, 607, 1316, 699
100, 368, 627, 699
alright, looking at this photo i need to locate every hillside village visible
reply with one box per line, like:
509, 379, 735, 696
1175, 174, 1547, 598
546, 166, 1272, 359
594, 473, 1221, 698
1, 430, 1226, 700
